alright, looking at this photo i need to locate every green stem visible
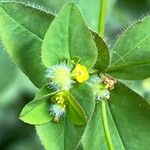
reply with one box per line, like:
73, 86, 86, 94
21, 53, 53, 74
98, 0, 114, 150
98, 0, 107, 36
101, 101, 114, 150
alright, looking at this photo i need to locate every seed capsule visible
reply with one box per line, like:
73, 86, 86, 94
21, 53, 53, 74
49, 103, 66, 122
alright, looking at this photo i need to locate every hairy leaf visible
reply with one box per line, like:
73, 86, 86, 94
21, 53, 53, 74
0, 44, 17, 93
20, 87, 54, 125
107, 82, 150, 149
107, 16, 150, 79
82, 82, 150, 149
82, 104, 109, 150
0, 2, 54, 88
92, 31, 110, 71
66, 92, 87, 125
36, 82, 95, 150
67, 82, 95, 125
42, 3, 98, 68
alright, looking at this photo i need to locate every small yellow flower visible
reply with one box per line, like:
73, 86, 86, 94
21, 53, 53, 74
51, 92, 67, 106
72, 64, 89, 83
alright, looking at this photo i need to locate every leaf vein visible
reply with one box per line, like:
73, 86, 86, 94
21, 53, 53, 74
112, 35, 149, 65
0, 5, 43, 41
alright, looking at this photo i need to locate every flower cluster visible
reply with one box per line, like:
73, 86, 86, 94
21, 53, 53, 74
45, 62, 89, 91
45, 62, 90, 122
45, 61, 116, 122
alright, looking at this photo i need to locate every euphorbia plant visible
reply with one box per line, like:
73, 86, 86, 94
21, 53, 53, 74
0, 0, 150, 150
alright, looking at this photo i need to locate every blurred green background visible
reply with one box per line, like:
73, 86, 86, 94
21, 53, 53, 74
0, 0, 150, 149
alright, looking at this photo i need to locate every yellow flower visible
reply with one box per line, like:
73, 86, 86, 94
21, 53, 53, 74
72, 64, 89, 83
51, 92, 67, 106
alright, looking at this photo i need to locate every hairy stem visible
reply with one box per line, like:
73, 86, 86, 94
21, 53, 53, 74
98, 0, 114, 150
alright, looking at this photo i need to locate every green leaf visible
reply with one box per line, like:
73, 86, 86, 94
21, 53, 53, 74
107, 82, 150, 149
82, 102, 125, 150
36, 119, 86, 150
20, 98, 52, 125
75, 0, 101, 32
0, 44, 17, 93
82, 104, 108, 150
107, 16, 150, 79
67, 82, 95, 125
82, 82, 150, 149
66, 92, 87, 125
3, 0, 101, 32
92, 31, 110, 71
70, 82, 95, 120
0, 2, 54, 88
36, 120, 85, 150
36, 82, 95, 150
20, 87, 54, 125
42, 3, 98, 68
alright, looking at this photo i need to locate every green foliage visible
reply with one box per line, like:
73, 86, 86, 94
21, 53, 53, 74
0, 44, 17, 93
66, 91, 87, 125
0, 1, 150, 150
0, 2, 54, 88
82, 82, 150, 150
107, 16, 150, 80
36, 120, 84, 150
108, 82, 150, 150
68, 83, 95, 125
20, 83, 95, 126
42, 4, 97, 68
36, 83, 95, 150
82, 104, 108, 150
92, 31, 109, 71
20, 87, 53, 125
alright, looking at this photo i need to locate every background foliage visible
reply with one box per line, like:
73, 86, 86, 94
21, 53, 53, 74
0, 0, 150, 149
